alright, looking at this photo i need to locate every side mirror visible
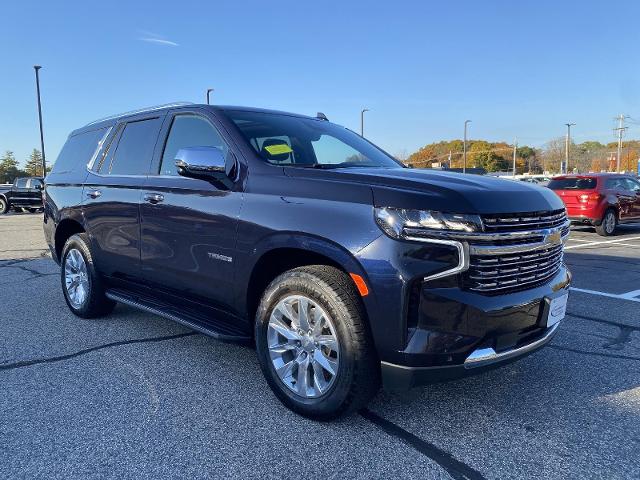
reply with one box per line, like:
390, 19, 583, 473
175, 146, 228, 179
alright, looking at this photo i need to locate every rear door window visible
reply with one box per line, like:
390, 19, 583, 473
28, 178, 43, 189
15, 178, 28, 188
107, 118, 162, 176
604, 178, 626, 190
548, 178, 597, 190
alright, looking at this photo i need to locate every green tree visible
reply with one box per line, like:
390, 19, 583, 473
0, 151, 20, 183
24, 149, 44, 176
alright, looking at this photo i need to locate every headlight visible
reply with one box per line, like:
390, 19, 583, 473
374, 207, 482, 239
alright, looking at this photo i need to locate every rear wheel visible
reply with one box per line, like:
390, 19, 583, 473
595, 208, 617, 236
255, 265, 379, 420
61, 233, 115, 318
0, 198, 7, 214
27, 208, 38, 213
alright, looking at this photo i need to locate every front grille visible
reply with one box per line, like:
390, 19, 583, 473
462, 209, 568, 294
481, 209, 567, 232
465, 243, 563, 293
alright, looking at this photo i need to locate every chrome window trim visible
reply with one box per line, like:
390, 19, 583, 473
86, 126, 113, 170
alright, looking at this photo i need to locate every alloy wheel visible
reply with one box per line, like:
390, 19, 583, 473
605, 211, 616, 234
267, 294, 340, 398
64, 248, 90, 308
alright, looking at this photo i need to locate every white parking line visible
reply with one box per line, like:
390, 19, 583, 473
570, 287, 640, 302
564, 236, 640, 250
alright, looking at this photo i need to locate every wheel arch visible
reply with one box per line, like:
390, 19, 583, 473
243, 233, 373, 330
54, 218, 86, 262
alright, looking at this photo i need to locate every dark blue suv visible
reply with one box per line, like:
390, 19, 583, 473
44, 104, 571, 419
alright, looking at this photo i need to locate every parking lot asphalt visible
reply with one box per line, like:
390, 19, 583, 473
1, 212, 639, 479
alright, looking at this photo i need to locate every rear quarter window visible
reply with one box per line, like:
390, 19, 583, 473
548, 178, 597, 190
50, 127, 108, 175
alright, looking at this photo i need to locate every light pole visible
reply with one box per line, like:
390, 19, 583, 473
206, 88, 214, 105
360, 108, 369, 137
463, 120, 471, 173
564, 123, 575, 174
33, 66, 46, 177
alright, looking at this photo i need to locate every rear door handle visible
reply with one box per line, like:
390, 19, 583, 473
86, 189, 102, 199
144, 193, 164, 204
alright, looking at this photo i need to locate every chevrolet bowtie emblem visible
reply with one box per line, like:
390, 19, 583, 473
547, 230, 562, 245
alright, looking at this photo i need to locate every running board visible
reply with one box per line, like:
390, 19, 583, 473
105, 290, 251, 344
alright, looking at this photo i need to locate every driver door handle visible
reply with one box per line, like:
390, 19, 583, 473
144, 193, 164, 204
86, 189, 102, 199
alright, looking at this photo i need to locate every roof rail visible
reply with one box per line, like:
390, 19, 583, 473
84, 102, 194, 127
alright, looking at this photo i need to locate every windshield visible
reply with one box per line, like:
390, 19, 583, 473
548, 177, 597, 190
224, 110, 402, 169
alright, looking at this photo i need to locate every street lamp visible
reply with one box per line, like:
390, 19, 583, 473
33, 66, 46, 177
360, 108, 369, 137
564, 123, 575, 174
206, 88, 214, 105
463, 120, 471, 173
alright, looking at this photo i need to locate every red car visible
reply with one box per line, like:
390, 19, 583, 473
548, 174, 640, 236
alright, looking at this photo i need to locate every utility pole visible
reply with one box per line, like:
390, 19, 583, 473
614, 114, 628, 173
564, 123, 575, 174
512, 139, 517, 177
33, 66, 46, 177
206, 88, 214, 105
463, 120, 471, 173
360, 108, 369, 137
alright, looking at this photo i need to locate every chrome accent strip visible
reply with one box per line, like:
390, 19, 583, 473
464, 322, 560, 369
86, 126, 113, 170
404, 221, 570, 243
402, 237, 469, 281
468, 228, 569, 256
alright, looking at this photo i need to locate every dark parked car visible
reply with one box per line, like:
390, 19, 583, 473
44, 104, 571, 419
0, 176, 44, 214
549, 173, 640, 236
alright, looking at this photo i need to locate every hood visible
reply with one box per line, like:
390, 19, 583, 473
284, 167, 565, 214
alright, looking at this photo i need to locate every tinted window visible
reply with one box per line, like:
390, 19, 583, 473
108, 118, 162, 175
29, 178, 43, 189
622, 178, 640, 192
225, 110, 401, 169
51, 127, 108, 174
548, 177, 597, 190
15, 178, 28, 188
160, 115, 227, 176
604, 178, 626, 190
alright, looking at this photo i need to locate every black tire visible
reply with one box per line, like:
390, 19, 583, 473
60, 233, 115, 318
27, 208, 38, 213
255, 265, 379, 420
0, 197, 8, 214
595, 208, 617, 236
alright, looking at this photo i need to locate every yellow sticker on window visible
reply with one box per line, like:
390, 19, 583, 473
264, 144, 292, 155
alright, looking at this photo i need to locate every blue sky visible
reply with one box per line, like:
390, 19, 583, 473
1, 0, 639, 166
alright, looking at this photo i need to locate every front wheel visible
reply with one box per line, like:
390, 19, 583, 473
60, 233, 115, 318
0, 198, 8, 214
255, 265, 379, 420
595, 208, 617, 236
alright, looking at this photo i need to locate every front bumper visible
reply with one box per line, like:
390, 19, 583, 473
379, 266, 570, 390
382, 321, 561, 390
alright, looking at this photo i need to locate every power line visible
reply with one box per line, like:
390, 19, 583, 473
613, 114, 628, 173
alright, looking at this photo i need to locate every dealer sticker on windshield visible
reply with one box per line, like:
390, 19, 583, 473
546, 293, 568, 328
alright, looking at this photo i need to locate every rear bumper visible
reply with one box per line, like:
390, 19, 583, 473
568, 215, 598, 225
